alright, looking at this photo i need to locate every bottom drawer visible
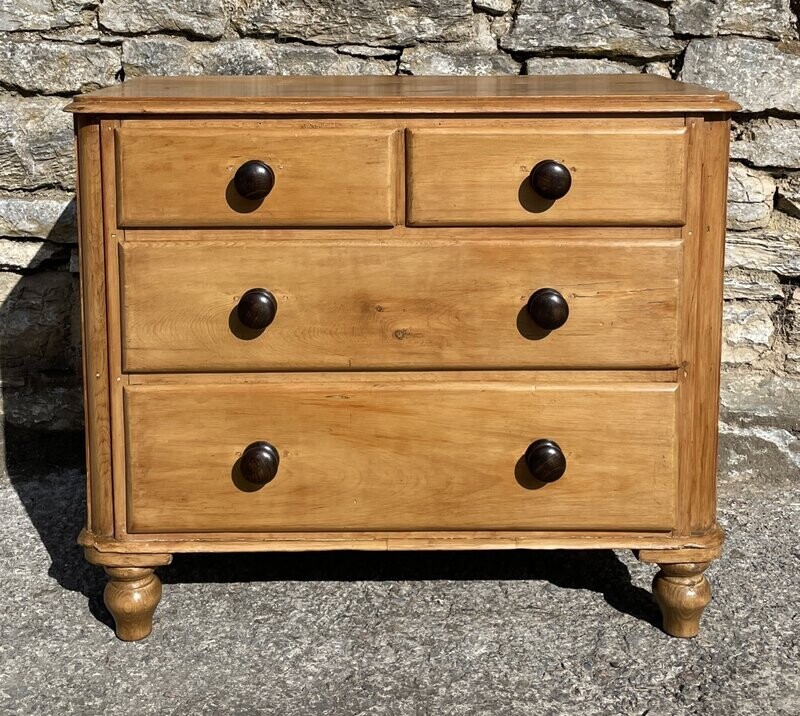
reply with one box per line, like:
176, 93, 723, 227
124, 373, 677, 533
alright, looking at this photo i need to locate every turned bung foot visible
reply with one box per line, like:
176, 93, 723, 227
103, 566, 163, 641
652, 562, 711, 638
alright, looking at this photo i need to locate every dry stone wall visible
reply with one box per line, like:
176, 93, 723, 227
0, 0, 798, 481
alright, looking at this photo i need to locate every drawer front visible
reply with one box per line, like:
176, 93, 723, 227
115, 125, 399, 227
120, 240, 680, 372
407, 123, 688, 226
124, 375, 677, 533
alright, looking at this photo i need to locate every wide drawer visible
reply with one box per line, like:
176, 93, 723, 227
114, 124, 399, 227
120, 239, 681, 372
124, 374, 678, 533
407, 122, 688, 226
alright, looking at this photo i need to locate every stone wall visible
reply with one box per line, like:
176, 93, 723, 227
0, 0, 798, 480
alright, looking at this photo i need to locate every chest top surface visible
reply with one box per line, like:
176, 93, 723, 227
66, 74, 739, 115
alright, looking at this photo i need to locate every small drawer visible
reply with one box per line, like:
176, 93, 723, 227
119, 239, 681, 372
407, 121, 688, 226
114, 123, 399, 227
124, 374, 678, 533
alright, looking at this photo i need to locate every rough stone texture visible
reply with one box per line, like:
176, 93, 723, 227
670, 0, 797, 40
400, 17, 518, 75
721, 369, 800, 426
724, 268, 783, 300
123, 37, 395, 77
234, 0, 475, 47
725, 224, 800, 276
523, 57, 639, 75
0, 39, 119, 94
99, 0, 227, 40
0, 97, 74, 191
727, 163, 775, 230
643, 61, 672, 77
502, 0, 683, 59
0, 271, 78, 374
787, 287, 800, 342
680, 37, 800, 113
0, 0, 93, 32
0, 270, 81, 430
777, 174, 800, 218
401, 44, 519, 75
0, 465, 798, 714
0, 238, 67, 271
722, 301, 776, 364
0, 191, 76, 242
719, 420, 800, 478
731, 118, 800, 169
338, 44, 402, 59
474, 0, 513, 15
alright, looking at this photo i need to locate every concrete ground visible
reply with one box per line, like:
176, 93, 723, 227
0, 431, 798, 715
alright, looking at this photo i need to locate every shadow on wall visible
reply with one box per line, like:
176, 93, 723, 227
0, 199, 110, 622
0, 202, 661, 633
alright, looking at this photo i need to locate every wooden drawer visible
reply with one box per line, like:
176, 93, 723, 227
124, 374, 677, 533
407, 122, 688, 226
114, 123, 399, 227
119, 239, 680, 372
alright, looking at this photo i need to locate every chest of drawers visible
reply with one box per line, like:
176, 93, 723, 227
68, 75, 737, 641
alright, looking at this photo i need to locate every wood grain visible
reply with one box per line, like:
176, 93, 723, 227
99, 120, 130, 539
675, 117, 730, 536
122, 225, 682, 242
102, 567, 163, 641
407, 124, 688, 226
126, 369, 679, 386
652, 562, 712, 638
123, 375, 678, 533
115, 125, 399, 227
65, 75, 740, 115
81, 527, 725, 554
119, 239, 681, 372
75, 117, 113, 536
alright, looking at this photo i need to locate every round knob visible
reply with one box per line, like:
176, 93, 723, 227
240, 441, 280, 485
529, 160, 572, 200
525, 439, 566, 483
233, 160, 275, 200
236, 288, 277, 330
526, 288, 569, 331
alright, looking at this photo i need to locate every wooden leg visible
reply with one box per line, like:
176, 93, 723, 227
652, 562, 711, 638
84, 547, 172, 641
103, 566, 163, 641
636, 530, 722, 639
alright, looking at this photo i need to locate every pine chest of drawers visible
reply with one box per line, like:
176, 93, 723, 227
68, 76, 738, 641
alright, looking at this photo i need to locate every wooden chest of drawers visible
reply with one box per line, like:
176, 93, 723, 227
68, 75, 737, 641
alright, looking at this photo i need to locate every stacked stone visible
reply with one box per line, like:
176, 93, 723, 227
0, 0, 797, 477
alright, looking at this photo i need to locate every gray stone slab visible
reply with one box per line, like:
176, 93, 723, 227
99, 0, 227, 40
681, 38, 800, 114
233, 0, 474, 47
0, 39, 119, 94
502, 0, 683, 59
122, 37, 396, 77
670, 0, 797, 40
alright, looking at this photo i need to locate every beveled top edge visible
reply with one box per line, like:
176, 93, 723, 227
66, 75, 741, 114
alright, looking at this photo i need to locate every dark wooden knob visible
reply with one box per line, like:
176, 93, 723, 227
525, 439, 566, 483
526, 288, 569, 330
529, 160, 572, 200
233, 160, 275, 200
236, 288, 277, 330
240, 441, 280, 485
